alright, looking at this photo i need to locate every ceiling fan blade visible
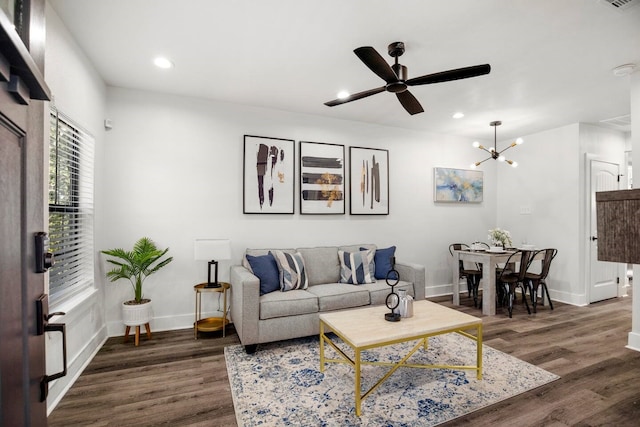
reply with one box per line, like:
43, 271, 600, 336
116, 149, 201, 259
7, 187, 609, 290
406, 64, 491, 86
354, 47, 398, 84
396, 90, 424, 115
324, 86, 385, 106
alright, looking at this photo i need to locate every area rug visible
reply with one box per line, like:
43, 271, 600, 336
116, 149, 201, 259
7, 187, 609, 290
225, 333, 559, 426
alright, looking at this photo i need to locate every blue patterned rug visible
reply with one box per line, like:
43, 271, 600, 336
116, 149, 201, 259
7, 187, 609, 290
225, 333, 559, 426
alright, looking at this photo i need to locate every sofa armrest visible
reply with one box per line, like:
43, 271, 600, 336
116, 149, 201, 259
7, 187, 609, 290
230, 265, 261, 346
395, 261, 426, 301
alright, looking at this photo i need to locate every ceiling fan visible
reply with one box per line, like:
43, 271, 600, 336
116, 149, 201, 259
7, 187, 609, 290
324, 42, 491, 115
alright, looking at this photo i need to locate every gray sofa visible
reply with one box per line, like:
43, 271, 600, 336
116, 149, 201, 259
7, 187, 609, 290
230, 244, 425, 352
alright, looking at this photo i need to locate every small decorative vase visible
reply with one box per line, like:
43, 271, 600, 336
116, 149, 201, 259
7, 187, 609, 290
398, 289, 414, 318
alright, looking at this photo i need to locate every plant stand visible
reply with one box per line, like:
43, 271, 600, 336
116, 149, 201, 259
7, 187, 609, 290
122, 299, 152, 346
124, 323, 151, 346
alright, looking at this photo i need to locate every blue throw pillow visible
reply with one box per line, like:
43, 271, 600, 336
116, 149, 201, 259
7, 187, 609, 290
246, 253, 280, 296
363, 246, 397, 280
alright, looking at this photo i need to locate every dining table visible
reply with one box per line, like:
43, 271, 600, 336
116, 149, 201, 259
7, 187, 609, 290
452, 248, 544, 316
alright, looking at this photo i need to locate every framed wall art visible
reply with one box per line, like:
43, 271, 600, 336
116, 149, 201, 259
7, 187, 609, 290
349, 147, 389, 215
243, 135, 295, 214
299, 141, 345, 214
434, 167, 483, 203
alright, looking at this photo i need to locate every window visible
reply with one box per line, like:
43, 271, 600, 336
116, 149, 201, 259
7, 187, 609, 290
48, 108, 95, 302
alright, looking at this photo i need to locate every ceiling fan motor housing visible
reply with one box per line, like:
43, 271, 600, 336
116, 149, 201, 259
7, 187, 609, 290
387, 63, 408, 93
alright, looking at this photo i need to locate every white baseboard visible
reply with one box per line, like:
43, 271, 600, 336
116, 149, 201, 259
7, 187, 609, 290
47, 326, 108, 415
106, 310, 226, 336
627, 331, 640, 352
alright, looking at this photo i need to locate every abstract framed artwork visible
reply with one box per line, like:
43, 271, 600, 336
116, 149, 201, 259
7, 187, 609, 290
434, 167, 483, 203
299, 141, 345, 214
349, 147, 389, 215
243, 135, 295, 214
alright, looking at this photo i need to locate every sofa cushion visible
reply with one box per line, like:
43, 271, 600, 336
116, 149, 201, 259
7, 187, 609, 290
362, 245, 398, 280
296, 246, 340, 286
338, 249, 376, 284
243, 248, 296, 271
246, 253, 280, 296
271, 250, 309, 291
361, 280, 415, 306
259, 289, 318, 320
306, 283, 370, 311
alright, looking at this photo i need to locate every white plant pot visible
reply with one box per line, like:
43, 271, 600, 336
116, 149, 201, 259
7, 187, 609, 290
122, 299, 152, 326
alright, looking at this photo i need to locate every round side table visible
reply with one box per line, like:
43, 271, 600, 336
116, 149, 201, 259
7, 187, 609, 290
194, 282, 230, 339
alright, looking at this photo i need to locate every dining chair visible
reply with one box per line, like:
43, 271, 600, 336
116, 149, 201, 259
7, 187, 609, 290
449, 243, 482, 308
497, 250, 533, 318
525, 248, 558, 313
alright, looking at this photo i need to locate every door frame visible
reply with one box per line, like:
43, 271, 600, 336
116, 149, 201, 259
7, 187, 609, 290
0, 0, 50, 424
584, 153, 626, 303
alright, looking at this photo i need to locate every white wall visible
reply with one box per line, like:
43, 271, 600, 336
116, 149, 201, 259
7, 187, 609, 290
100, 87, 499, 334
497, 123, 626, 306
44, 2, 108, 414
497, 124, 580, 302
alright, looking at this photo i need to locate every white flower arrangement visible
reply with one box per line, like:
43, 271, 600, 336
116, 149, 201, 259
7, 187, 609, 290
488, 228, 512, 248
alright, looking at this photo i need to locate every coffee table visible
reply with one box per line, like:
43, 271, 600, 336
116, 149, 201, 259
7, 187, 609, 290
319, 300, 482, 416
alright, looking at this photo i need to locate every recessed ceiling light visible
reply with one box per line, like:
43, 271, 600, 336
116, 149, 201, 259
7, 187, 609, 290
452, 112, 464, 119
153, 57, 174, 69
337, 90, 350, 99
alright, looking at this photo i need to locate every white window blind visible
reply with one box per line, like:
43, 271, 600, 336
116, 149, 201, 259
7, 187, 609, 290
48, 108, 95, 302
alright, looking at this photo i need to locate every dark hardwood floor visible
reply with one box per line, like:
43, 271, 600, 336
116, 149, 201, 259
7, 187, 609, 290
49, 293, 640, 426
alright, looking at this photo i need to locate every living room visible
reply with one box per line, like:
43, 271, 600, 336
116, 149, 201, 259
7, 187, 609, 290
41, 0, 640, 420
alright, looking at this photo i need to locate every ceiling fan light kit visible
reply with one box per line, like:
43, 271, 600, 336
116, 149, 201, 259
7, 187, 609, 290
324, 41, 491, 115
470, 121, 523, 169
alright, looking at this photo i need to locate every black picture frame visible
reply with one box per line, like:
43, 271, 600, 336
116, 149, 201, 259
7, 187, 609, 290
349, 146, 389, 215
299, 141, 345, 215
243, 135, 295, 214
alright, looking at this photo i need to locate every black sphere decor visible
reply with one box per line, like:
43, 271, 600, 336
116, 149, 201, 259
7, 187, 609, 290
384, 258, 401, 322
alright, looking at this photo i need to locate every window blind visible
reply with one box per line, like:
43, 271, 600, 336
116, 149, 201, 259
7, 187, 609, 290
48, 109, 95, 302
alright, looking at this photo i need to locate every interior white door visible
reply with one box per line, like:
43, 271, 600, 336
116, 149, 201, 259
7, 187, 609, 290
590, 159, 620, 303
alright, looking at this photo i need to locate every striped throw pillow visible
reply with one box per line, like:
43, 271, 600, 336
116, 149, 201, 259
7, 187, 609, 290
271, 250, 309, 291
338, 249, 376, 284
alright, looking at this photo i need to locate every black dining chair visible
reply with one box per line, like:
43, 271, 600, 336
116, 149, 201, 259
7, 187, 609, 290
449, 243, 482, 308
497, 250, 533, 318
525, 248, 558, 313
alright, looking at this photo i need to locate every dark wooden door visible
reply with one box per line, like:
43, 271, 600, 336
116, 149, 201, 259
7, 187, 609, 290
0, 0, 51, 425
0, 100, 37, 425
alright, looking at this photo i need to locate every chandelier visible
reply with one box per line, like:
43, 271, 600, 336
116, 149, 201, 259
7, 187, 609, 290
470, 121, 523, 169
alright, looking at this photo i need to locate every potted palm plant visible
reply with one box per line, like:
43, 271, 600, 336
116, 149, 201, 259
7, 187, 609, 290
102, 237, 173, 327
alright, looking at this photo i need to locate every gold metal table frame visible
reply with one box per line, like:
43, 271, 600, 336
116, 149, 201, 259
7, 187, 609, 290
194, 282, 230, 339
319, 301, 482, 416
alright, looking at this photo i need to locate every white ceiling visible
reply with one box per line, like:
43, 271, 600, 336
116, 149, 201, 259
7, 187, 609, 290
49, 0, 640, 141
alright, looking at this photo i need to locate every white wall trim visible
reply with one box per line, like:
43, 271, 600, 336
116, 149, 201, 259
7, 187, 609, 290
106, 310, 226, 337
46, 327, 108, 414
626, 331, 640, 352
548, 289, 588, 307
